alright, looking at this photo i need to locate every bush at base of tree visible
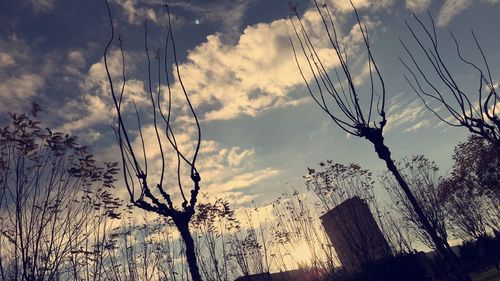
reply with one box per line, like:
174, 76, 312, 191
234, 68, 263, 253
317, 253, 431, 281
459, 234, 500, 273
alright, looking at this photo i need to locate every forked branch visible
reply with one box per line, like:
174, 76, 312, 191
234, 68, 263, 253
400, 12, 499, 147
289, 0, 386, 139
104, 0, 202, 217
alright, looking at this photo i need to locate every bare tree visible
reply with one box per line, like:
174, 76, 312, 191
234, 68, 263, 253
401, 13, 499, 147
289, 1, 470, 280
440, 181, 489, 240
66, 189, 123, 281
381, 210, 415, 255
104, 1, 203, 280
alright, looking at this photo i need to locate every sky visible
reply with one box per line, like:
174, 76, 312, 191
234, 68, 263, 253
1, 0, 500, 210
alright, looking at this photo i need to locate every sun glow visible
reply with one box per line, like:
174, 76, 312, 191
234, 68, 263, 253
290, 241, 314, 266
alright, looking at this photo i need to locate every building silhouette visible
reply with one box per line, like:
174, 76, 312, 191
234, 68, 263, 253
320, 196, 392, 272
234, 269, 320, 281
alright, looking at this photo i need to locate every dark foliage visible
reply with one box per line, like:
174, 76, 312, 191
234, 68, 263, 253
319, 253, 431, 281
0, 112, 122, 280
459, 234, 500, 273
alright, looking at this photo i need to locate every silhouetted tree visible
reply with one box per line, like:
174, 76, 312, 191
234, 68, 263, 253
445, 135, 499, 199
381, 155, 449, 249
305, 162, 378, 212
441, 181, 489, 240
381, 210, 415, 255
228, 209, 270, 277
401, 13, 499, 147
191, 197, 240, 281
439, 136, 499, 239
102, 213, 189, 281
289, 2, 470, 280
104, 1, 203, 280
0, 112, 121, 280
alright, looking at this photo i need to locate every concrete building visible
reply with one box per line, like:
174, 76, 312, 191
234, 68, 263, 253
320, 196, 392, 272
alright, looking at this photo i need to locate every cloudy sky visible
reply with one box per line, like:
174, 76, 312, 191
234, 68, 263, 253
1, 0, 499, 208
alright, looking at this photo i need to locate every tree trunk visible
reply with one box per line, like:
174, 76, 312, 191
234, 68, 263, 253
365, 129, 471, 281
175, 219, 202, 281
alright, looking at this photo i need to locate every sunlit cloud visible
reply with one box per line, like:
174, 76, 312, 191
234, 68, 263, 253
0, 37, 46, 113
178, 18, 308, 121
58, 49, 149, 136
405, 0, 431, 12
384, 94, 435, 133
68, 50, 86, 68
109, 0, 167, 25
0, 74, 45, 113
176, 8, 376, 121
437, 0, 473, 26
326, 0, 394, 13
206, 167, 280, 193
0, 52, 15, 67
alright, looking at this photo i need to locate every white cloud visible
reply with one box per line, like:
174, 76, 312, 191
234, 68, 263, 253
0, 36, 29, 74
161, 0, 384, 122
203, 167, 280, 205
206, 168, 279, 193
59, 49, 148, 135
231, 204, 276, 231
326, 0, 394, 13
68, 51, 86, 68
404, 119, 432, 132
0, 36, 49, 114
29, 0, 57, 13
110, 0, 194, 27
103, 0, 383, 124
86, 129, 103, 142
437, 0, 473, 26
63, 51, 87, 77
410, 0, 499, 26
0, 53, 15, 68
0, 74, 45, 112
110, 0, 174, 26
59, 94, 112, 133
176, 12, 348, 121
384, 94, 434, 133
405, 0, 431, 12
0, 36, 86, 116
0, 37, 137, 140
